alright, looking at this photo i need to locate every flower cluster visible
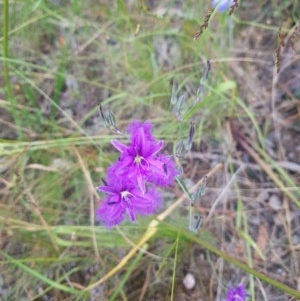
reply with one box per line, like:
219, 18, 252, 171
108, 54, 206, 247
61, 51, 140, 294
96, 121, 177, 227
226, 284, 247, 301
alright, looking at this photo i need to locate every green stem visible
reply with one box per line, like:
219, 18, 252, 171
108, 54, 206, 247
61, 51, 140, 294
171, 233, 179, 301
3, 0, 21, 137
3, 0, 12, 99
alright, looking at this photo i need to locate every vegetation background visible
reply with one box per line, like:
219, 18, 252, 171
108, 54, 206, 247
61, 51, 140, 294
1, 0, 300, 300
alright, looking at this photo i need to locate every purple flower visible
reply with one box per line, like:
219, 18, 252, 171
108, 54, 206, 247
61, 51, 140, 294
148, 154, 178, 187
96, 120, 177, 227
226, 284, 247, 301
109, 121, 176, 193
211, 0, 235, 12
96, 179, 161, 227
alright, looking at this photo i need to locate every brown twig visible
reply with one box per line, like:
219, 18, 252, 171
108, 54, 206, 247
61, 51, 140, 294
229, 0, 239, 16
193, 8, 215, 40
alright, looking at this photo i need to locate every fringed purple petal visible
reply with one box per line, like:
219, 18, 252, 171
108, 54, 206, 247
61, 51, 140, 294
126, 208, 136, 222
147, 155, 178, 186
137, 175, 146, 194
111, 139, 128, 154
226, 284, 247, 301
96, 177, 161, 227
96, 201, 126, 227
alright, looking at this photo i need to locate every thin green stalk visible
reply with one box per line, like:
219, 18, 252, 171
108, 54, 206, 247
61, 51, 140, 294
171, 232, 179, 301
242, 212, 256, 301
3, 0, 21, 137
175, 176, 193, 230
3, 0, 12, 98
0, 251, 81, 295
